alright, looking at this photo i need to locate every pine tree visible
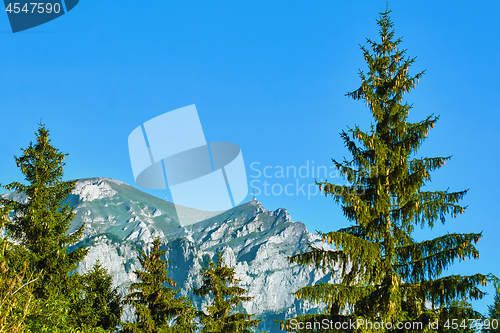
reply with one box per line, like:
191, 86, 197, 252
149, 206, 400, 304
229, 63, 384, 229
122, 237, 197, 333
281, 9, 496, 333
71, 261, 123, 331
483, 286, 500, 333
194, 252, 261, 333
2, 124, 87, 329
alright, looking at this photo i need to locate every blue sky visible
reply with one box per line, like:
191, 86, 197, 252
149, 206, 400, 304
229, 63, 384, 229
1, 1, 499, 315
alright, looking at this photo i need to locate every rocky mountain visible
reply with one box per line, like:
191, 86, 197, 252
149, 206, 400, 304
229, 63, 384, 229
4, 177, 339, 332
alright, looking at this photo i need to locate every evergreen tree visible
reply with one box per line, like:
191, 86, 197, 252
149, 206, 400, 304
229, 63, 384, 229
445, 300, 482, 333
483, 285, 500, 333
281, 9, 496, 332
2, 124, 87, 329
122, 237, 197, 333
194, 252, 261, 333
71, 261, 123, 331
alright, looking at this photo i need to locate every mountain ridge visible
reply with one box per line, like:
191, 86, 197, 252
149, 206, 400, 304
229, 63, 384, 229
2, 177, 337, 332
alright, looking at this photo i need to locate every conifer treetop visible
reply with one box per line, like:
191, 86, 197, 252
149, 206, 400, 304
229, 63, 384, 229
3, 123, 86, 300
123, 237, 197, 332
195, 252, 261, 333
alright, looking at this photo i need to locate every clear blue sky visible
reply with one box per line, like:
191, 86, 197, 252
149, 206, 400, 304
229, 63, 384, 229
1, 1, 499, 315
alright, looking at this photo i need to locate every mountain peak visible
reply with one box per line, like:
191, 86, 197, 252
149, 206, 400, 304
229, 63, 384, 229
72, 177, 120, 202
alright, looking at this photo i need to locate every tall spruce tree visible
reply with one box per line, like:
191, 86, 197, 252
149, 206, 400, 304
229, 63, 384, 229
194, 252, 261, 333
281, 9, 496, 333
122, 237, 197, 333
2, 124, 87, 329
